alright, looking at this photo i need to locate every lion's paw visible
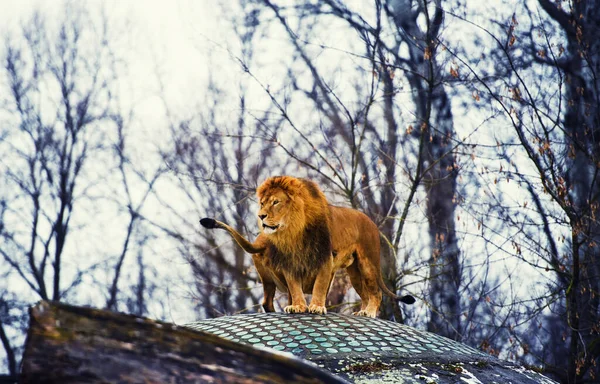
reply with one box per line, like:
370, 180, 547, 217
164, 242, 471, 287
284, 304, 308, 314
308, 304, 327, 315
352, 310, 376, 318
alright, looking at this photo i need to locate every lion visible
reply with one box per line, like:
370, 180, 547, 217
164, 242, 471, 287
200, 176, 415, 317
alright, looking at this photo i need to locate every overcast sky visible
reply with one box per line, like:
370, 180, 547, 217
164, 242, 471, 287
0, 0, 238, 133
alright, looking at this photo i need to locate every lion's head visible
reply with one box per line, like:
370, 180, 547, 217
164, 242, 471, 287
256, 186, 292, 234
256, 176, 329, 239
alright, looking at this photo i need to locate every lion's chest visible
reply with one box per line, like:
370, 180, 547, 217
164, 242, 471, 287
267, 219, 332, 279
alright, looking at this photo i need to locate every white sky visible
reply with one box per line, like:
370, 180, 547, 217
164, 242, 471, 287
0, 0, 233, 124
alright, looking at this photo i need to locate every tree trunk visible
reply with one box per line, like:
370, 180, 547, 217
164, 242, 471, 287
537, 0, 600, 380
20, 301, 344, 384
425, 89, 461, 340
386, 0, 461, 338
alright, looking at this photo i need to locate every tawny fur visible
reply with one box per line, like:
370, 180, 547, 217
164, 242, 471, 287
200, 175, 414, 317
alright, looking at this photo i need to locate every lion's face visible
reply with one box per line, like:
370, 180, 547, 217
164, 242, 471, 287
257, 189, 292, 235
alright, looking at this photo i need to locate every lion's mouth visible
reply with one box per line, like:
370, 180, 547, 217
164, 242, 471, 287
262, 223, 279, 233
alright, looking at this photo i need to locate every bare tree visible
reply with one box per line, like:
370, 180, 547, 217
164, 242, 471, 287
151, 1, 279, 317
534, 2, 600, 380
229, 0, 463, 332
442, 0, 600, 381
0, 5, 164, 375
105, 113, 165, 312
0, 294, 19, 381
379, 0, 461, 338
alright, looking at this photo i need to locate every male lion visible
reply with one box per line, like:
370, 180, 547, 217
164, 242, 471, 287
200, 176, 415, 317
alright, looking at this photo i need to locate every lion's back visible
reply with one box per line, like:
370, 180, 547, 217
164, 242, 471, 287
328, 205, 379, 248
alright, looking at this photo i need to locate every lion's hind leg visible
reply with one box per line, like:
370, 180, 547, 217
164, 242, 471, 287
261, 282, 276, 312
252, 254, 278, 313
346, 261, 368, 315
351, 248, 382, 318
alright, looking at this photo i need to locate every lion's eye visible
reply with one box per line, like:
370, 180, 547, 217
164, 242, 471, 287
273, 200, 279, 206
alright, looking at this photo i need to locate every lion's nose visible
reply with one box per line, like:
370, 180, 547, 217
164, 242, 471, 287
258, 214, 267, 220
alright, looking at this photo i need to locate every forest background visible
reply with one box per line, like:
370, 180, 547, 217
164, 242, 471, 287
0, 1, 598, 383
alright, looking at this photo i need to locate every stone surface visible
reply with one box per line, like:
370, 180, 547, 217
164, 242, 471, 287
186, 313, 558, 383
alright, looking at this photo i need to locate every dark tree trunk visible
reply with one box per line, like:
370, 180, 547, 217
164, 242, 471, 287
20, 301, 344, 384
537, 1, 600, 381
385, 0, 461, 338
425, 89, 461, 340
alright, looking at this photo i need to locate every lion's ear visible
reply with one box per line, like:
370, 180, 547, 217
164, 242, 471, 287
284, 177, 305, 197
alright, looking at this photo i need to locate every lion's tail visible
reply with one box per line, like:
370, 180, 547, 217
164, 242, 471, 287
200, 218, 266, 254
377, 275, 416, 305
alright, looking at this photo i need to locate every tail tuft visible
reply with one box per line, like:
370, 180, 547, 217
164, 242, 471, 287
200, 218, 218, 229
400, 295, 416, 305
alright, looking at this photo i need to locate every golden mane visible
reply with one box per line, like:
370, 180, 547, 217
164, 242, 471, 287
256, 176, 330, 260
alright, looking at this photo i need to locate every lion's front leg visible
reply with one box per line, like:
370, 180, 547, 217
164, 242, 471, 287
308, 257, 334, 315
282, 271, 308, 314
